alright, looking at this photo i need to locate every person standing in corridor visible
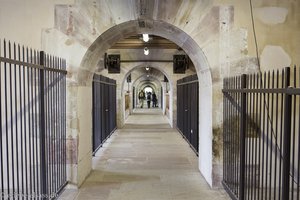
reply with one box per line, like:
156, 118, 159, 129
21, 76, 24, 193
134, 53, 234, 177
146, 92, 151, 108
152, 92, 157, 107
138, 90, 145, 108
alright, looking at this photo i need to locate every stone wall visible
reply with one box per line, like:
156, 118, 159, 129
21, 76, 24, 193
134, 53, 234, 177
0, 0, 299, 188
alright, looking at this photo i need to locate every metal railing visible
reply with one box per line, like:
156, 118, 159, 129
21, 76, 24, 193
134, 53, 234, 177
0, 39, 67, 199
222, 66, 300, 200
92, 74, 116, 155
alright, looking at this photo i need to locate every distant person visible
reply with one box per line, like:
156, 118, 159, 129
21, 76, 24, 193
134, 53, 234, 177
152, 93, 157, 107
146, 92, 151, 108
138, 90, 145, 108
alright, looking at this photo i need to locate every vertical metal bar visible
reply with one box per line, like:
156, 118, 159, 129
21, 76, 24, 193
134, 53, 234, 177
63, 59, 67, 183
49, 55, 53, 196
265, 71, 269, 199
246, 75, 250, 200
60, 59, 64, 188
56, 58, 59, 192
223, 79, 226, 184
226, 78, 228, 187
295, 66, 300, 199
269, 71, 275, 200
51, 56, 55, 192
245, 75, 249, 200
56, 59, 60, 190
230, 77, 234, 194
54, 57, 57, 192
13, 43, 20, 200
282, 67, 291, 200
250, 74, 255, 200
30, 48, 36, 198
31, 49, 35, 198
291, 65, 296, 200
240, 74, 247, 200
58, 58, 62, 190
257, 72, 262, 200
27, 47, 33, 197
227, 78, 231, 191
236, 77, 239, 196
48, 55, 51, 194
251, 76, 255, 200
260, 72, 266, 199
48, 56, 51, 195
57, 59, 60, 190
39, 51, 47, 199
224, 78, 227, 186
45, 55, 50, 197
274, 70, 279, 200
23, 45, 28, 200
3, 40, 10, 199
34, 50, 39, 196
52, 56, 55, 193
9, 41, 16, 198
18, 44, 25, 200
278, 69, 285, 200
0, 39, 4, 198
265, 71, 270, 200
234, 77, 238, 196
254, 73, 259, 200
58, 58, 61, 191
229, 77, 233, 194
227, 78, 230, 192
231, 77, 236, 195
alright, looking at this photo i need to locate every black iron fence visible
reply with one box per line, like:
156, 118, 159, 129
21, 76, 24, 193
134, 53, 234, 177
222, 66, 300, 200
177, 74, 199, 154
92, 74, 116, 155
0, 39, 67, 199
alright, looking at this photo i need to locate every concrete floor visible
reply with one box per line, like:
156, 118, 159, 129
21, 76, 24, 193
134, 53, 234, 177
59, 109, 230, 200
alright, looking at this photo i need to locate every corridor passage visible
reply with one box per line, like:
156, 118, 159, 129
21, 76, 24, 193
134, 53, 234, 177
60, 109, 229, 200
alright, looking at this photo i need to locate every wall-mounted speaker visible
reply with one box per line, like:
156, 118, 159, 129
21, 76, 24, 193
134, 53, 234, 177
105, 54, 120, 73
173, 55, 188, 74
127, 74, 131, 83
164, 75, 168, 82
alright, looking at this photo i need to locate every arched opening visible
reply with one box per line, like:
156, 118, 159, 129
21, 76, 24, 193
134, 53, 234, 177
76, 19, 214, 186
120, 64, 174, 126
143, 86, 153, 94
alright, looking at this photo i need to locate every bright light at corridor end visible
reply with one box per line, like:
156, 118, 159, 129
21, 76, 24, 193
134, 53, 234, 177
142, 34, 149, 42
144, 47, 149, 55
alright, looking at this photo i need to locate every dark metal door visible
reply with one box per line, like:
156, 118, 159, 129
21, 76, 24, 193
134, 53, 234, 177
190, 81, 199, 151
92, 74, 116, 154
177, 75, 199, 154
132, 87, 135, 109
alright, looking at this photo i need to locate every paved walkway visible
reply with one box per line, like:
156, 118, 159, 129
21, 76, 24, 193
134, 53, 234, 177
60, 109, 230, 200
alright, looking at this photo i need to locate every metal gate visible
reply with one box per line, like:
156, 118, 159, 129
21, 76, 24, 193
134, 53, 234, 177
0, 39, 67, 199
177, 74, 199, 153
222, 66, 300, 200
92, 74, 116, 154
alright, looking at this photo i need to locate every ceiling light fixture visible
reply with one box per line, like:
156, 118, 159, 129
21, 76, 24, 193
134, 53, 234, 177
142, 34, 149, 42
144, 47, 149, 55
146, 67, 149, 71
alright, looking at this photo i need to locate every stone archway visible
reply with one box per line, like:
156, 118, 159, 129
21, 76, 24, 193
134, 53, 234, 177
75, 19, 214, 187
121, 64, 174, 126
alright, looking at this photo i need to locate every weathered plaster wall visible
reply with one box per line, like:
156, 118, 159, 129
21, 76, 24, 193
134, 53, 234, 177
218, 0, 300, 70
0, 0, 75, 49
